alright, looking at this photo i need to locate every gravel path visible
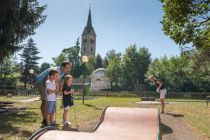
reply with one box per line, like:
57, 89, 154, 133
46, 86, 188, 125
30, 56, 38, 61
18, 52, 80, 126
161, 112, 207, 140
78, 112, 207, 140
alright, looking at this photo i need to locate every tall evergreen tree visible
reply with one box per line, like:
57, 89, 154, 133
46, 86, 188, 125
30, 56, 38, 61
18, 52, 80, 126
20, 38, 42, 88
0, 57, 13, 79
95, 54, 103, 69
0, 0, 46, 61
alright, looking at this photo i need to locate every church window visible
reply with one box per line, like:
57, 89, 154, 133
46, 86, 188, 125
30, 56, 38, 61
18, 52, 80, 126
90, 39, 95, 44
83, 39, 87, 43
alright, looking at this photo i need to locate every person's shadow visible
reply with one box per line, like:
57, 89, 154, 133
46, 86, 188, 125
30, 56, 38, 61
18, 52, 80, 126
160, 123, 173, 135
62, 126, 78, 131
165, 112, 184, 117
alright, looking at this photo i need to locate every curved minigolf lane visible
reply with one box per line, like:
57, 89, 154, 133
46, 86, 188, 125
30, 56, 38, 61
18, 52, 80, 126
32, 107, 160, 140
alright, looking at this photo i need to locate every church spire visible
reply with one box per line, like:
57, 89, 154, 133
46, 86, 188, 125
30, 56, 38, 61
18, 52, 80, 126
82, 7, 96, 36
87, 9, 92, 28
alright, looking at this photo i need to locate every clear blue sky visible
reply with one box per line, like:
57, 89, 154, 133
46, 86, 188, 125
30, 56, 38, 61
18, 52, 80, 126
25, 0, 180, 65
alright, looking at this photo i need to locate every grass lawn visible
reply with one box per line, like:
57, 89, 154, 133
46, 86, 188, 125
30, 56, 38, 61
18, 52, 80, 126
0, 96, 209, 140
0, 96, 35, 102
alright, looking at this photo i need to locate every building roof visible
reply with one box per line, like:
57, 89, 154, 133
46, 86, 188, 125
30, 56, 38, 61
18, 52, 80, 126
82, 9, 96, 36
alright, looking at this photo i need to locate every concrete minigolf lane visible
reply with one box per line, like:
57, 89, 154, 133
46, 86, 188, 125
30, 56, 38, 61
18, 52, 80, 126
34, 107, 160, 140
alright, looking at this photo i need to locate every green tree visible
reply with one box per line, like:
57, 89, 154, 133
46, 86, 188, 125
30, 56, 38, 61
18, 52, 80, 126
122, 45, 151, 89
52, 38, 82, 78
160, 0, 210, 67
106, 50, 122, 89
95, 54, 103, 69
137, 47, 151, 84
86, 56, 96, 74
52, 53, 66, 66
20, 38, 42, 88
40, 62, 51, 73
146, 54, 210, 92
0, 0, 46, 61
0, 57, 13, 79
161, 0, 210, 50
103, 57, 109, 68
62, 38, 80, 66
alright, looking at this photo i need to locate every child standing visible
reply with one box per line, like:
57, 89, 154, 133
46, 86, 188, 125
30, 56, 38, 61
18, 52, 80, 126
45, 69, 58, 126
62, 75, 74, 126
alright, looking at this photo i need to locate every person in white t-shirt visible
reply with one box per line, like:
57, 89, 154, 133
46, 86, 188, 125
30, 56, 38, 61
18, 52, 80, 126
45, 69, 58, 126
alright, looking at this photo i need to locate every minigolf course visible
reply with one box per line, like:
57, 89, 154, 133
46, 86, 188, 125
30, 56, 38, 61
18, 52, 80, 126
29, 107, 161, 140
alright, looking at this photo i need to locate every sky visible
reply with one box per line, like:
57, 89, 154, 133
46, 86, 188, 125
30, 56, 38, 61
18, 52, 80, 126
22, 0, 181, 65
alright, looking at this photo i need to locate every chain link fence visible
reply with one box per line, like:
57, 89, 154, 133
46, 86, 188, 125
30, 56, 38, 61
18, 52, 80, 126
0, 88, 210, 100
0, 88, 39, 96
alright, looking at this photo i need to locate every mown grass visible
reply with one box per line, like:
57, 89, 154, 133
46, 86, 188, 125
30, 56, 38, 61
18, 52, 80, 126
0, 95, 34, 102
0, 96, 209, 140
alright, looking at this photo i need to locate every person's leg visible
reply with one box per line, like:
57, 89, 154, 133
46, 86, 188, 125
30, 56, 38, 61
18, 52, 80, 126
63, 109, 68, 123
159, 89, 167, 114
160, 98, 165, 113
41, 100, 46, 119
46, 113, 51, 125
50, 113, 55, 124
46, 101, 53, 125
50, 101, 57, 125
38, 85, 47, 122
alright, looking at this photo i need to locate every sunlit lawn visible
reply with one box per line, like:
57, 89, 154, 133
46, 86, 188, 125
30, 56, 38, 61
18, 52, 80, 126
0, 96, 209, 140
0, 96, 34, 102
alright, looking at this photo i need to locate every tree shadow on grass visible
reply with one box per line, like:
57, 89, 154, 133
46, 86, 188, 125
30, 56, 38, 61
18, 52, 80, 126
0, 101, 14, 108
0, 110, 39, 138
84, 104, 103, 110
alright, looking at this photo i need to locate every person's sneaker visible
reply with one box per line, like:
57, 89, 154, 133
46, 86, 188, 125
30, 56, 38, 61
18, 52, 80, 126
51, 121, 59, 126
42, 119, 47, 125
63, 121, 71, 126
50, 123, 56, 127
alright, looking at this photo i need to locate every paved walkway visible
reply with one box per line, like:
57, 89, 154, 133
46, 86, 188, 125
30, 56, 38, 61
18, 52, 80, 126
15, 97, 40, 102
161, 113, 206, 140
78, 111, 207, 140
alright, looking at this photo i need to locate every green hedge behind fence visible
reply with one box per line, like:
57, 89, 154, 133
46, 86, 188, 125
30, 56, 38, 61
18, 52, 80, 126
0, 88, 210, 100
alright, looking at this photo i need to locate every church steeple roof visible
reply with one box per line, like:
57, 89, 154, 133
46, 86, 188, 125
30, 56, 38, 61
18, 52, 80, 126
82, 8, 96, 36
87, 9, 92, 28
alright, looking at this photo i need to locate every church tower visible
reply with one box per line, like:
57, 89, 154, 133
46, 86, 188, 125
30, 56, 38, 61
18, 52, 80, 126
81, 8, 96, 57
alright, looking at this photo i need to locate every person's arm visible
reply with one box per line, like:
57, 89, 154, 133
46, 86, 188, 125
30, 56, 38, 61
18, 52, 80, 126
156, 80, 162, 92
63, 90, 71, 95
55, 80, 62, 96
46, 82, 56, 94
47, 89, 56, 94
